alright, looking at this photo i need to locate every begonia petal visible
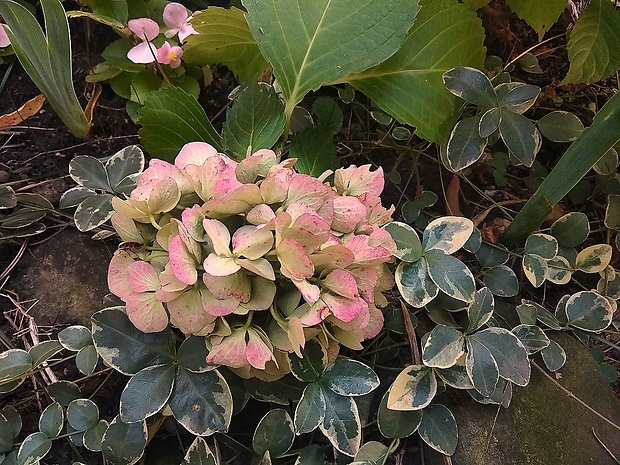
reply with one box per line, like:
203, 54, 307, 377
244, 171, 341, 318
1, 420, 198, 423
0, 25, 11, 48
163, 2, 188, 28
128, 18, 160, 41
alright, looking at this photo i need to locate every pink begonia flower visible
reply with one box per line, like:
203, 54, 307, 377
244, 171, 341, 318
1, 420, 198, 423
127, 18, 160, 64
163, 2, 198, 42
157, 41, 183, 68
0, 24, 10, 48
207, 326, 276, 370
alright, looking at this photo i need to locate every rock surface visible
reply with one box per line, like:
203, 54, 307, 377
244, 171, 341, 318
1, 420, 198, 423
425, 332, 620, 465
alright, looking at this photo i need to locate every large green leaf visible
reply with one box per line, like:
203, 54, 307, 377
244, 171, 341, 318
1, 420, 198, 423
469, 328, 530, 386
562, 0, 620, 84
222, 82, 286, 161
290, 126, 340, 177
505, 0, 567, 40
345, 0, 486, 142
418, 405, 458, 456
183, 7, 268, 81
100, 416, 147, 465
318, 386, 361, 457
138, 86, 222, 161
243, 0, 419, 118
119, 364, 176, 423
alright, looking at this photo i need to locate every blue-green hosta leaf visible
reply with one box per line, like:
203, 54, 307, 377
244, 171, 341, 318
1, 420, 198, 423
119, 364, 176, 423
469, 328, 530, 386
105, 146, 144, 191
465, 337, 499, 396
28, 340, 63, 368
91, 308, 176, 376
421, 325, 464, 369
289, 340, 327, 382
504, 0, 566, 39
496, 82, 540, 115
395, 259, 439, 308
290, 126, 340, 177
435, 365, 474, 389
69, 156, 111, 191
377, 391, 422, 439
525, 233, 558, 259
576, 244, 613, 273
545, 256, 572, 285
243, 0, 419, 117
0, 349, 32, 384
17, 432, 52, 465
418, 405, 458, 456
345, 0, 486, 143
475, 242, 509, 267
522, 253, 548, 287
383, 222, 423, 262
169, 368, 232, 436
83, 420, 108, 453
537, 111, 584, 143
388, 365, 437, 411
479, 107, 502, 138
562, 0, 620, 85
253, 409, 295, 457
181, 437, 217, 465
483, 265, 519, 297
565, 291, 614, 331
499, 110, 541, 167
58, 187, 96, 209
512, 324, 550, 355
466, 287, 494, 333
425, 249, 476, 303
442, 66, 497, 107
100, 416, 147, 465
318, 386, 361, 457
222, 82, 286, 161
445, 115, 488, 171
550, 212, 590, 247
541, 340, 566, 371
183, 7, 268, 82
58, 326, 92, 351
321, 359, 379, 397
294, 383, 325, 434
67, 399, 99, 431
74, 194, 114, 232
39, 402, 64, 438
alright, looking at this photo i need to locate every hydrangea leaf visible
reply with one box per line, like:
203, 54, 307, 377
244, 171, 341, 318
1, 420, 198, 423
290, 126, 340, 177
504, 0, 566, 39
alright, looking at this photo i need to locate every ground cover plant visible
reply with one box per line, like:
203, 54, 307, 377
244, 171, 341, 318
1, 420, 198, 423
1, 0, 620, 464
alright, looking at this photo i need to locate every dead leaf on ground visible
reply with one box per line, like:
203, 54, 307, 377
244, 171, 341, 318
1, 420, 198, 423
0, 94, 46, 128
445, 174, 463, 216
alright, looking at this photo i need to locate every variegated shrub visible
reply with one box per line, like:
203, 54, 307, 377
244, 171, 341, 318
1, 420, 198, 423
107, 141, 396, 377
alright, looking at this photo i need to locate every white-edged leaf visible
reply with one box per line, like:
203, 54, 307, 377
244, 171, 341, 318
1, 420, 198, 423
524, 233, 558, 259
466, 287, 494, 333
74, 194, 114, 232
512, 324, 550, 354
67, 399, 99, 431
576, 244, 612, 273
418, 404, 458, 456
181, 436, 217, 465
17, 432, 52, 465
466, 336, 499, 397
546, 256, 572, 285
58, 186, 96, 209
425, 249, 476, 303
550, 212, 590, 247
422, 325, 464, 369
0, 349, 32, 384
469, 328, 530, 386
28, 340, 63, 367
387, 365, 437, 411
395, 259, 439, 308
383, 222, 423, 262
565, 291, 614, 331
445, 115, 487, 171
105, 145, 144, 191
422, 216, 474, 254
253, 409, 295, 458
58, 326, 92, 351
538, 111, 584, 142
541, 339, 566, 371
318, 386, 361, 457
321, 359, 379, 397
294, 383, 325, 434
119, 364, 176, 423
479, 107, 501, 138
483, 265, 519, 297
377, 391, 422, 439
39, 402, 64, 438
83, 420, 109, 452
522, 253, 548, 287
69, 155, 111, 191
442, 66, 496, 107
499, 110, 541, 167
100, 416, 147, 465
434, 365, 474, 390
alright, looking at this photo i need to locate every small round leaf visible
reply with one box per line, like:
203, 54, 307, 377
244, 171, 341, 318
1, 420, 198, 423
483, 265, 519, 297
101, 416, 147, 465
550, 212, 589, 247
39, 402, 64, 438
58, 326, 93, 351
538, 111, 584, 142
67, 399, 99, 431
17, 432, 52, 465
418, 405, 458, 456
253, 409, 295, 457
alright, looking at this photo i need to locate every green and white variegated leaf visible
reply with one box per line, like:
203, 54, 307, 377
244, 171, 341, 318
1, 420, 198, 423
442, 66, 497, 107
554, 295, 570, 325
58, 186, 96, 209
524, 233, 558, 259
387, 365, 437, 411
496, 82, 540, 114
421, 325, 465, 369
511, 324, 550, 355
522, 253, 548, 288
422, 216, 474, 254
469, 328, 530, 386
541, 339, 566, 371
17, 432, 52, 465
91, 308, 176, 376
0, 349, 32, 384
468, 377, 512, 407
476, 242, 509, 267
425, 249, 476, 303
289, 340, 327, 382
445, 115, 488, 171
119, 364, 176, 423
466, 287, 494, 334
69, 155, 111, 191
321, 359, 379, 397
383, 222, 423, 262
576, 244, 613, 273
0, 414, 14, 454
550, 212, 590, 247
253, 409, 295, 458
565, 291, 614, 332
181, 437, 217, 465
295, 383, 325, 434
483, 265, 519, 297
28, 340, 63, 368
47, 381, 81, 407
354, 441, 389, 464
605, 193, 620, 227
245, 375, 305, 405
169, 368, 232, 436
58, 325, 92, 351
67, 399, 99, 431
74, 194, 114, 232
418, 405, 458, 456
537, 111, 585, 143
294, 445, 326, 465
499, 110, 542, 167
546, 256, 572, 285
105, 145, 144, 192
318, 386, 361, 457
435, 365, 474, 389
518, 300, 563, 330
100, 416, 147, 465
463, 227, 482, 253
465, 337, 499, 396
479, 107, 502, 138
395, 258, 439, 308
83, 420, 109, 452
176, 336, 214, 373
598, 273, 620, 300
377, 391, 422, 439
1, 405, 22, 439
76, 345, 98, 376
39, 402, 64, 438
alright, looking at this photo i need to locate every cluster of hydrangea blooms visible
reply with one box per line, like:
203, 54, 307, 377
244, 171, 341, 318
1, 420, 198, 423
126, 2, 197, 68
108, 142, 396, 378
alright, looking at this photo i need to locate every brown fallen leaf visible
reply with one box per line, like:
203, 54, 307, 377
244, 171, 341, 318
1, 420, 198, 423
445, 174, 463, 216
0, 94, 46, 128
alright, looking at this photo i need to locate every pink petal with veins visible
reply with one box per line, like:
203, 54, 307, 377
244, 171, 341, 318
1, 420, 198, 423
246, 329, 273, 370
128, 261, 160, 293
126, 293, 169, 333
128, 18, 160, 41
322, 269, 359, 299
176, 142, 217, 169
0, 25, 11, 48
331, 196, 367, 233
168, 235, 198, 285
127, 41, 157, 64
203, 254, 240, 276
163, 2, 189, 28
108, 253, 135, 300
206, 330, 247, 368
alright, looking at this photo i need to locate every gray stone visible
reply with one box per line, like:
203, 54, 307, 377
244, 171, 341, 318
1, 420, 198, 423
425, 332, 620, 465
7, 229, 114, 327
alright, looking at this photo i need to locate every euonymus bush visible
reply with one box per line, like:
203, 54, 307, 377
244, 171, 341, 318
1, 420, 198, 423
1, 0, 620, 464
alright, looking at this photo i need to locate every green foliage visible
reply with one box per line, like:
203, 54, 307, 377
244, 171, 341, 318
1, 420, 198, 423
504, 0, 567, 40
0, 192, 53, 242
